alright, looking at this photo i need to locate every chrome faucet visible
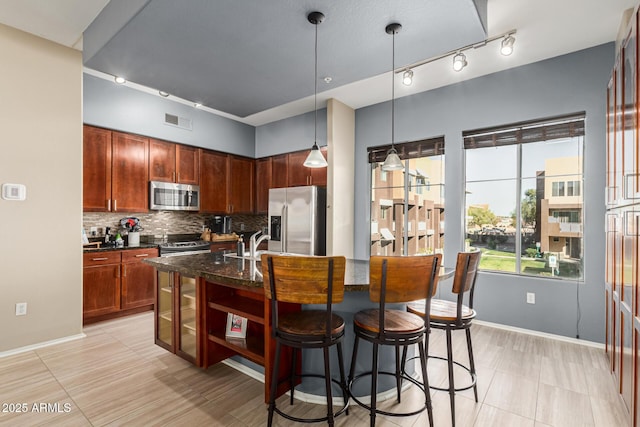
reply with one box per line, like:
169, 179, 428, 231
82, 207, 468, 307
249, 231, 270, 259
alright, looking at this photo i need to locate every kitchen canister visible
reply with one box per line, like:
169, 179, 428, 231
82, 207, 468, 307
128, 232, 140, 247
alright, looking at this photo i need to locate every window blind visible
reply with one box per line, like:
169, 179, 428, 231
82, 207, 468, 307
463, 112, 585, 149
368, 136, 444, 163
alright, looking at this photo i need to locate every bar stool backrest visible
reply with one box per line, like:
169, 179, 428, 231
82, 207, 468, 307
451, 251, 481, 322
369, 255, 442, 304
261, 255, 346, 304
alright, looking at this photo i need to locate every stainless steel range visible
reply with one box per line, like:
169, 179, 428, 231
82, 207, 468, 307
159, 240, 211, 257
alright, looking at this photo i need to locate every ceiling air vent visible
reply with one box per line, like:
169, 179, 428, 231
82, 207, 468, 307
164, 113, 192, 131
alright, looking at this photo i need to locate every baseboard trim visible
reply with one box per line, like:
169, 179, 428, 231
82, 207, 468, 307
473, 319, 604, 349
0, 333, 87, 359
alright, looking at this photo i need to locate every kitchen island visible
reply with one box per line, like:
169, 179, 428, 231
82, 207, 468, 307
144, 252, 450, 403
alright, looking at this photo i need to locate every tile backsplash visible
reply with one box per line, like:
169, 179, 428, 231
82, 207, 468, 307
83, 211, 267, 238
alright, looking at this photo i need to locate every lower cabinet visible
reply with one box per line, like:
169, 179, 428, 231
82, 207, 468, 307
155, 271, 203, 365
83, 248, 158, 324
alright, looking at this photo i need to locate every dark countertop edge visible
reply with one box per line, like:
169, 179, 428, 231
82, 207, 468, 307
144, 256, 370, 292
83, 243, 159, 253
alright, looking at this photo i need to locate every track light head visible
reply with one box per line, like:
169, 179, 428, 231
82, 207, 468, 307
452, 52, 467, 72
402, 69, 413, 86
501, 35, 515, 56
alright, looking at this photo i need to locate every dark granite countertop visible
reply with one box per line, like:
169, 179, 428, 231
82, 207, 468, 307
83, 243, 159, 253
144, 252, 371, 291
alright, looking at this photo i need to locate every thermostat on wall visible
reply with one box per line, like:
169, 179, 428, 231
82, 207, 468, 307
2, 183, 27, 201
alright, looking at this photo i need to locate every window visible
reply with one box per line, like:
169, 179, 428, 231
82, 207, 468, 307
567, 180, 580, 196
552, 181, 565, 197
369, 137, 444, 257
464, 113, 584, 280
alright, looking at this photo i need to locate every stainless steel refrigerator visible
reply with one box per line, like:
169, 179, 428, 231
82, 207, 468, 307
268, 186, 326, 255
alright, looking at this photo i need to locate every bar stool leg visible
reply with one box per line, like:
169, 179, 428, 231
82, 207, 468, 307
445, 326, 456, 427
348, 335, 360, 387
466, 328, 478, 402
418, 338, 434, 427
336, 342, 349, 415
370, 342, 379, 427
323, 346, 335, 426
395, 345, 402, 403
290, 347, 297, 405
268, 341, 282, 427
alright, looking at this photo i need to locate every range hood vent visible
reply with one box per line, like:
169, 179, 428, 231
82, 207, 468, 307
164, 113, 192, 131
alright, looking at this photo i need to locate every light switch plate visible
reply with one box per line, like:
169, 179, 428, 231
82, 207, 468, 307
2, 183, 27, 201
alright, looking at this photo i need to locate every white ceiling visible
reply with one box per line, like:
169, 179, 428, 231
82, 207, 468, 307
0, 0, 636, 126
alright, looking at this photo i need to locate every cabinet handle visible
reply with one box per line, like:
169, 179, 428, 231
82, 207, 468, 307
115, 266, 120, 278
122, 265, 127, 277
114, 200, 117, 211
173, 171, 176, 182
107, 199, 111, 211
177, 172, 180, 182
135, 253, 150, 257
91, 257, 109, 261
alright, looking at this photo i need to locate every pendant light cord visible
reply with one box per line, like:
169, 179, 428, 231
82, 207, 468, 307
391, 30, 395, 151
314, 19, 318, 145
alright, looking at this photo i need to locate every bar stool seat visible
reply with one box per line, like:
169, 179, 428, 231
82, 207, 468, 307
278, 311, 345, 337
348, 255, 441, 427
408, 299, 476, 323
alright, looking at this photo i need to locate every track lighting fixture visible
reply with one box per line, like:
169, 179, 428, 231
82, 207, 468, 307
158, 90, 170, 97
114, 76, 126, 84
303, 11, 328, 169
452, 52, 467, 72
500, 34, 515, 56
402, 69, 413, 86
381, 23, 404, 172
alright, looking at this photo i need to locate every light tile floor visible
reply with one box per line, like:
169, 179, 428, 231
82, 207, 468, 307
0, 312, 629, 426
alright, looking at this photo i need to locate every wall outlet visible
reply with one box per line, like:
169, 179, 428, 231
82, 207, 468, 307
240, 223, 245, 231
90, 226, 98, 236
526, 292, 535, 304
15, 302, 27, 316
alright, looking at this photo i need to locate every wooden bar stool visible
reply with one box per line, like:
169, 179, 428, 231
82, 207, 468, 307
262, 254, 348, 427
348, 254, 441, 427
407, 251, 481, 427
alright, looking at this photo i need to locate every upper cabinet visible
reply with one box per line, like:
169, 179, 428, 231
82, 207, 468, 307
255, 157, 272, 214
83, 126, 149, 213
286, 147, 327, 187
200, 150, 254, 214
83, 126, 112, 212
111, 132, 149, 212
271, 154, 289, 189
149, 139, 199, 185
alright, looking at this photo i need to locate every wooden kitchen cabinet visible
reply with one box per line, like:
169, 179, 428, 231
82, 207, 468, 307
83, 126, 112, 212
83, 125, 149, 213
149, 139, 199, 184
83, 248, 158, 324
155, 271, 203, 365
271, 154, 289, 188
200, 149, 229, 213
121, 248, 158, 309
229, 156, 254, 213
286, 147, 327, 187
200, 149, 254, 214
83, 252, 121, 320
255, 157, 272, 214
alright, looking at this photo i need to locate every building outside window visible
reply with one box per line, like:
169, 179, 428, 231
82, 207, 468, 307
464, 114, 585, 279
369, 137, 444, 257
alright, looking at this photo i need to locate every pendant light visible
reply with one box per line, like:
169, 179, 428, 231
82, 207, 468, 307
303, 11, 328, 168
381, 23, 404, 172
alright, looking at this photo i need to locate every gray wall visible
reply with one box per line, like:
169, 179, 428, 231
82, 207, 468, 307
355, 43, 613, 342
83, 74, 255, 157
255, 109, 327, 158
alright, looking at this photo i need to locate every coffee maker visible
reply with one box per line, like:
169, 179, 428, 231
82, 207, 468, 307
210, 216, 232, 234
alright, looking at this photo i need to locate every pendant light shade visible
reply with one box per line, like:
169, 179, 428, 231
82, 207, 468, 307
303, 11, 328, 169
381, 23, 404, 172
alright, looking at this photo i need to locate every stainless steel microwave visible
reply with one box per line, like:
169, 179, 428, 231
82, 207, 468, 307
149, 181, 200, 211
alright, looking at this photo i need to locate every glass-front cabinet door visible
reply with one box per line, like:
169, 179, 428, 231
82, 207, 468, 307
155, 271, 173, 351
177, 275, 197, 361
